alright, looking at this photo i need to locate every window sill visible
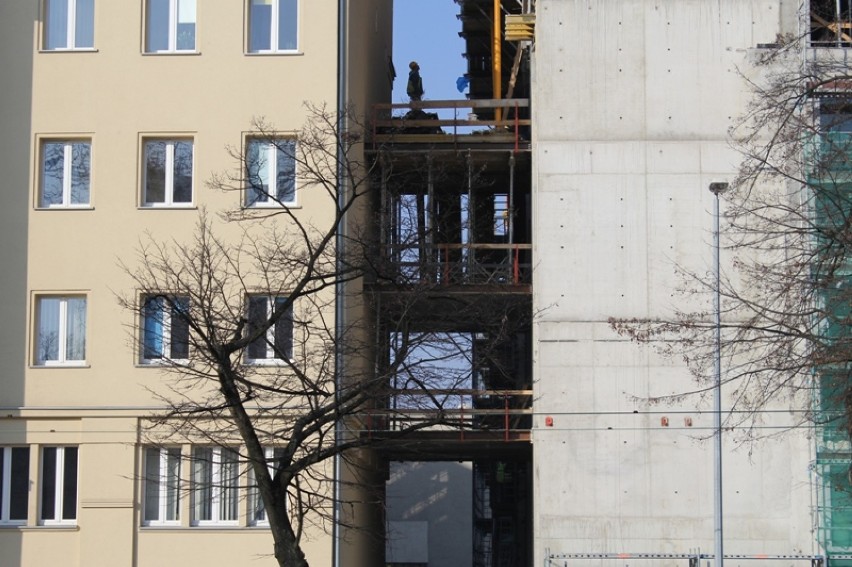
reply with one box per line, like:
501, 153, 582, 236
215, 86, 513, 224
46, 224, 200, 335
245, 51, 303, 56
244, 203, 301, 210
1, 524, 80, 531
31, 363, 90, 369
244, 359, 295, 367
138, 204, 197, 210
142, 51, 201, 56
38, 48, 98, 54
35, 205, 93, 211
136, 360, 189, 367
141, 525, 253, 531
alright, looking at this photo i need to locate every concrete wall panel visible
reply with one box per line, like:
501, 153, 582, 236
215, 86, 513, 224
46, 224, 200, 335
532, 0, 812, 563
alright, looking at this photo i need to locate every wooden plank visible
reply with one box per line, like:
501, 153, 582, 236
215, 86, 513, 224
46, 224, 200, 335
374, 98, 529, 111
812, 12, 852, 43
373, 133, 519, 144
388, 389, 533, 396
431, 243, 532, 250
374, 119, 531, 128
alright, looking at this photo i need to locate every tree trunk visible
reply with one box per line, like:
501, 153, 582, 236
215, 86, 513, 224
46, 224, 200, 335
274, 535, 309, 567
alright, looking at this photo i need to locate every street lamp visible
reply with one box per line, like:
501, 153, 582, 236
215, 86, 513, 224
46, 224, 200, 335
709, 181, 728, 567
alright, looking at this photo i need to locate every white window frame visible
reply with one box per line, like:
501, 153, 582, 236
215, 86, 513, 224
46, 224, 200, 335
140, 295, 191, 364
190, 447, 239, 526
244, 138, 298, 208
249, 447, 285, 526
247, 0, 299, 54
39, 446, 78, 525
143, 447, 182, 526
145, 0, 197, 53
142, 138, 194, 207
39, 139, 92, 208
33, 295, 87, 367
0, 447, 30, 526
245, 295, 294, 363
43, 0, 95, 51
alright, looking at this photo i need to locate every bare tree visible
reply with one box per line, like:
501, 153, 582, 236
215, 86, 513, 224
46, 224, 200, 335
119, 104, 526, 566
610, 39, 852, 442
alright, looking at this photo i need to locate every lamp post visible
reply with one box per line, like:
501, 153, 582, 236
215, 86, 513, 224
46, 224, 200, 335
709, 181, 728, 567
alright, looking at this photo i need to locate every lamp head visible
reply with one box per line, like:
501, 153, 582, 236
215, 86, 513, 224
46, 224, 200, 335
709, 182, 729, 196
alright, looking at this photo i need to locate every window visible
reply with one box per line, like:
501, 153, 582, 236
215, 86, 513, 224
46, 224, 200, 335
0, 447, 30, 525
246, 296, 293, 361
248, 447, 284, 525
40, 446, 77, 524
146, 0, 196, 53
43, 0, 94, 50
143, 447, 181, 525
34, 296, 87, 366
248, 0, 298, 53
191, 447, 238, 525
141, 295, 190, 362
143, 139, 193, 206
245, 139, 296, 206
40, 140, 91, 208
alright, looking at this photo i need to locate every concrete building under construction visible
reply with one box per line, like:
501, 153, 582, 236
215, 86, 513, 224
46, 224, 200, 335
349, 1, 852, 566
0, 1, 851, 567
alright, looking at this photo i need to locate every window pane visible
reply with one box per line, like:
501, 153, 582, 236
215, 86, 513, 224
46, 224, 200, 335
220, 450, 238, 521
70, 142, 91, 205
192, 447, 212, 522
249, 0, 272, 52
45, 0, 69, 49
277, 0, 297, 50
275, 142, 296, 203
246, 140, 269, 205
250, 463, 266, 523
41, 142, 65, 207
165, 448, 180, 521
145, 141, 167, 203
170, 297, 190, 359
144, 448, 161, 522
41, 447, 57, 520
65, 297, 86, 361
273, 298, 293, 360
37, 298, 61, 363
10, 448, 30, 521
62, 447, 77, 520
172, 141, 193, 203
0, 450, 4, 516
176, 0, 196, 50
146, 0, 169, 52
248, 296, 268, 358
143, 297, 165, 359
74, 0, 95, 48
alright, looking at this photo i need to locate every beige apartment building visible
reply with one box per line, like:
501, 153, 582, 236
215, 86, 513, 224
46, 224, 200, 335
0, 1, 391, 566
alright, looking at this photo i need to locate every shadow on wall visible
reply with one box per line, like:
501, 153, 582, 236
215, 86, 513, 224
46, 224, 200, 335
386, 461, 473, 567
0, 1, 35, 413
0, 5, 36, 567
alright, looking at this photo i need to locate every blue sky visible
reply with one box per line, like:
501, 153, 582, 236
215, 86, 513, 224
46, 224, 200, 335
391, 0, 467, 105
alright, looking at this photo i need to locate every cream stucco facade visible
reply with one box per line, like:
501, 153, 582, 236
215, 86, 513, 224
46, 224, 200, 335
0, 2, 391, 566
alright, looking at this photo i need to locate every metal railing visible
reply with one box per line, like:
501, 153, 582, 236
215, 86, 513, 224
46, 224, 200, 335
363, 388, 533, 441
371, 98, 531, 151
381, 242, 532, 286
